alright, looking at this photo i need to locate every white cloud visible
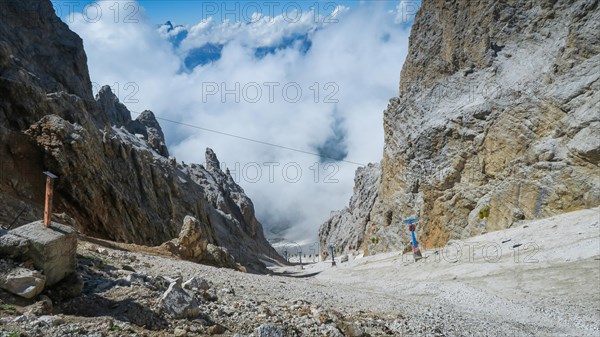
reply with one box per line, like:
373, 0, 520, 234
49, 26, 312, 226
392, 1, 422, 24
157, 22, 187, 40
178, 5, 347, 52
68, 1, 411, 246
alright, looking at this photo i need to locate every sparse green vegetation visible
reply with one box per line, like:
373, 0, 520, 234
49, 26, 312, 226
3, 331, 21, 337
121, 264, 136, 272
110, 325, 135, 334
78, 253, 115, 267
478, 205, 491, 219
66, 327, 86, 335
0, 304, 16, 311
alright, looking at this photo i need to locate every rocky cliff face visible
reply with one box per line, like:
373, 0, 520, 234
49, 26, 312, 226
95, 86, 169, 157
318, 164, 380, 252
320, 0, 600, 254
0, 0, 279, 272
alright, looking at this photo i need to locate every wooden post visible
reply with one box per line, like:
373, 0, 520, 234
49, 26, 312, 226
43, 171, 58, 228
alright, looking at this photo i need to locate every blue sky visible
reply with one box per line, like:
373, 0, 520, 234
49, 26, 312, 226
53, 1, 414, 25
137, 1, 402, 24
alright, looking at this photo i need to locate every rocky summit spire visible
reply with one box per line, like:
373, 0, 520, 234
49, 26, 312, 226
205, 148, 220, 172
128, 110, 169, 157
95, 85, 132, 127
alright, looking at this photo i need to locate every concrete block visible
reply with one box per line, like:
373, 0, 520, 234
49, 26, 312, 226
9, 221, 77, 286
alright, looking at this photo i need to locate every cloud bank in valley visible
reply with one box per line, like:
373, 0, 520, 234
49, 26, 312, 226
66, 1, 416, 245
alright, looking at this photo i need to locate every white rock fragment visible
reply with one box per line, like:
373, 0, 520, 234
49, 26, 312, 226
158, 281, 201, 319
183, 276, 210, 291
0, 262, 46, 299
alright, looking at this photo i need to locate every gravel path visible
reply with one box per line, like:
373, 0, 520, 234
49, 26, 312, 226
1, 208, 598, 336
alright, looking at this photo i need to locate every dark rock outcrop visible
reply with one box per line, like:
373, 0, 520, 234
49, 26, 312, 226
0, 0, 280, 272
95, 85, 131, 127
96, 86, 169, 157
0, 0, 91, 99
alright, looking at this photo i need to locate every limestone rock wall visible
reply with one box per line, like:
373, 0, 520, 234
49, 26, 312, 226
320, 0, 600, 254
318, 164, 380, 253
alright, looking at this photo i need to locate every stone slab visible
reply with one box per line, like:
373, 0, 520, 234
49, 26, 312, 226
0, 260, 46, 299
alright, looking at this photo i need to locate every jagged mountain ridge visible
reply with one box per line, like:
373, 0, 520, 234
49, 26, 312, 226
319, 164, 380, 251
95, 85, 169, 157
0, 0, 280, 272
320, 0, 600, 254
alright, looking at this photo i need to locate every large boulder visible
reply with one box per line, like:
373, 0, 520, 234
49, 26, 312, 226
182, 276, 210, 292
201, 244, 246, 272
161, 217, 245, 271
177, 216, 210, 260
161, 215, 210, 260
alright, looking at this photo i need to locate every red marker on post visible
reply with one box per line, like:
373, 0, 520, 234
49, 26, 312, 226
43, 171, 58, 228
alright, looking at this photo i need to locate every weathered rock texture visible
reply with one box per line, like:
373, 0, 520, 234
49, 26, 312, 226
318, 164, 380, 253
96, 85, 169, 157
0, 0, 280, 272
163, 216, 211, 261
320, 0, 600, 254
0, 259, 46, 299
158, 279, 201, 319
162, 216, 246, 271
